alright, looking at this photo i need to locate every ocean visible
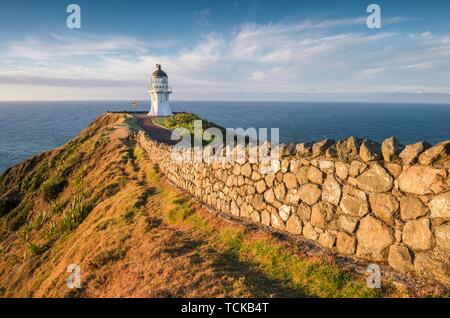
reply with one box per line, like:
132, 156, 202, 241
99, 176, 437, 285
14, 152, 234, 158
0, 101, 449, 172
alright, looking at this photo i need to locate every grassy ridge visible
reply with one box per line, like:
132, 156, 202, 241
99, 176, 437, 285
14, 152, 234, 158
0, 113, 441, 297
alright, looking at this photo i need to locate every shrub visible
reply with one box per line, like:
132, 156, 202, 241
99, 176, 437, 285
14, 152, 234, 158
42, 178, 67, 202
0, 196, 19, 217
28, 242, 41, 256
24, 163, 48, 190
59, 196, 92, 234
8, 201, 32, 231
122, 210, 136, 223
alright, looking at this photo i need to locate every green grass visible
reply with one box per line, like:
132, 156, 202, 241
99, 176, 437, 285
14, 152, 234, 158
58, 196, 94, 235
21, 161, 49, 191
153, 112, 202, 134
133, 145, 147, 163
16, 220, 44, 257
27, 241, 42, 256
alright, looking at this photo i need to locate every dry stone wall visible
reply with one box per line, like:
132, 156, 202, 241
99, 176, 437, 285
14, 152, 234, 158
137, 131, 450, 285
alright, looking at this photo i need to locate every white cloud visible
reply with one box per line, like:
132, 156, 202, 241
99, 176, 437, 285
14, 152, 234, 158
0, 17, 449, 102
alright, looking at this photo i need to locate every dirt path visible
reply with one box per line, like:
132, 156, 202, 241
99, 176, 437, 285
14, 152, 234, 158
135, 114, 178, 145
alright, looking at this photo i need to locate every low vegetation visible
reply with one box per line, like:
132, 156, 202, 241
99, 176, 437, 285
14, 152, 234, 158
154, 112, 226, 144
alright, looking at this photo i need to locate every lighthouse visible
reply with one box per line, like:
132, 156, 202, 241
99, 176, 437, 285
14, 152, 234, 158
148, 64, 173, 116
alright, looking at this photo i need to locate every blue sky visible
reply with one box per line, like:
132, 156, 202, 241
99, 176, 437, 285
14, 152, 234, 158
0, 0, 449, 102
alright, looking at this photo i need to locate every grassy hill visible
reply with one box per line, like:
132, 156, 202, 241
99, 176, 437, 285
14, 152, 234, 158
0, 113, 445, 297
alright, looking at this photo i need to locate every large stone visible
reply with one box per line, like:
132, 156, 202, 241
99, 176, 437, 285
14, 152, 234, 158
303, 222, 319, 240
289, 159, 302, 174
335, 136, 360, 161
398, 166, 446, 195
335, 162, 349, 180
296, 203, 311, 221
264, 174, 276, 188
240, 202, 253, 219
308, 166, 324, 184
356, 163, 393, 193
261, 210, 271, 226
318, 231, 335, 249
399, 141, 431, 165
251, 194, 265, 211
251, 211, 261, 223
230, 201, 240, 216
271, 213, 285, 230
298, 183, 321, 206
382, 137, 401, 162
325, 145, 338, 158
286, 214, 302, 235
281, 159, 290, 172
402, 218, 433, 251
278, 204, 291, 222
418, 140, 450, 165
241, 163, 252, 177
337, 214, 358, 233
356, 215, 394, 261
385, 163, 402, 178
232, 164, 241, 176
359, 140, 382, 162
255, 179, 267, 194
388, 245, 414, 274
251, 170, 261, 181
369, 193, 398, 224
295, 142, 313, 157
295, 166, 309, 185
283, 172, 298, 189
285, 188, 300, 205
340, 185, 369, 217
435, 225, 450, 251
311, 202, 335, 229
319, 160, 335, 173
322, 175, 341, 206
280, 144, 295, 158
349, 161, 367, 177
336, 232, 356, 255
263, 188, 276, 204
312, 139, 334, 157
400, 196, 427, 220
428, 191, 450, 218
259, 159, 280, 175
274, 183, 286, 201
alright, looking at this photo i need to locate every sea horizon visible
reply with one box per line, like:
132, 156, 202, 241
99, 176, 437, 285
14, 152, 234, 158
2, 99, 450, 105
1, 100, 449, 173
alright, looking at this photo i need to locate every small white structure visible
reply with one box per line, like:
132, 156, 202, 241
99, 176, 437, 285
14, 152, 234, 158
148, 64, 173, 116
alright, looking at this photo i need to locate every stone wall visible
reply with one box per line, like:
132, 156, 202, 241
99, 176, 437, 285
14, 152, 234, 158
137, 131, 450, 285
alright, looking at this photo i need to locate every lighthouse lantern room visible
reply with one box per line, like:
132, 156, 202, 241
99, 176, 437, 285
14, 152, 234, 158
148, 64, 173, 116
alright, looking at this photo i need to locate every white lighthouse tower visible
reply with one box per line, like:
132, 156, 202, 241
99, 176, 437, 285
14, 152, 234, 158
148, 64, 173, 116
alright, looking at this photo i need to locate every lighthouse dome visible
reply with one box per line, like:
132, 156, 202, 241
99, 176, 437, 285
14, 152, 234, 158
152, 64, 168, 77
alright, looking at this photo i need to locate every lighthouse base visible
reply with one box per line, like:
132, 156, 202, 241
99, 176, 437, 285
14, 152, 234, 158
148, 101, 173, 117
